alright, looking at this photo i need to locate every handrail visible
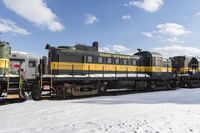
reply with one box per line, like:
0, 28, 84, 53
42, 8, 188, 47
5, 60, 10, 90
115, 66, 116, 78
50, 63, 53, 89
19, 62, 23, 90
40, 60, 43, 89
88, 65, 90, 77
103, 66, 104, 77
126, 67, 128, 77
72, 64, 74, 77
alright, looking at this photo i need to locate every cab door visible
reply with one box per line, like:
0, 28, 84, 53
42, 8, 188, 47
10, 59, 25, 76
26, 60, 37, 79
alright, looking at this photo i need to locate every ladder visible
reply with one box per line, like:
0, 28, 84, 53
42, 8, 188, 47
6, 81, 20, 99
6, 61, 23, 99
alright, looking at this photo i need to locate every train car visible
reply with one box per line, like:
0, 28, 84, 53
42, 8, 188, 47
171, 56, 200, 88
30, 42, 175, 100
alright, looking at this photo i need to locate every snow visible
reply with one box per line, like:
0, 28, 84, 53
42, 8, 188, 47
43, 73, 149, 78
1, 88, 200, 133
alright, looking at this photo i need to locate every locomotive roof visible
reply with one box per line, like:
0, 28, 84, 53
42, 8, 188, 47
11, 51, 39, 60
0, 41, 9, 46
57, 45, 139, 59
173, 55, 200, 61
134, 51, 162, 58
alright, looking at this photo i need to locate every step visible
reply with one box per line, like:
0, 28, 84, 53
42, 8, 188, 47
7, 88, 20, 95
41, 95, 51, 98
7, 88, 20, 91
9, 82, 20, 85
7, 94, 20, 99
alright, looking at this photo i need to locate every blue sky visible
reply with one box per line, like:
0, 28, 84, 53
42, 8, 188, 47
1, 0, 200, 57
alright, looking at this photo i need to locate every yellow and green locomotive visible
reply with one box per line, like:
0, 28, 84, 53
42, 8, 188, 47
31, 42, 175, 100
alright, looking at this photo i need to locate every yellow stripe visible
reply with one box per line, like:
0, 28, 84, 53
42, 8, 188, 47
178, 67, 200, 73
50, 62, 172, 73
0, 58, 9, 69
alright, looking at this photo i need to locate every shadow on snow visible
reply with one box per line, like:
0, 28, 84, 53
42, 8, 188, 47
71, 88, 200, 105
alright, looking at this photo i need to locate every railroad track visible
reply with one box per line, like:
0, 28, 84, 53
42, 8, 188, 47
0, 88, 176, 106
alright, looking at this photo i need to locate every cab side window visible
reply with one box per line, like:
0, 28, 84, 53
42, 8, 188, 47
28, 61, 36, 68
107, 58, 112, 64
132, 59, 136, 65
115, 58, 119, 64
98, 57, 103, 63
87, 56, 93, 63
123, 59, 127, 65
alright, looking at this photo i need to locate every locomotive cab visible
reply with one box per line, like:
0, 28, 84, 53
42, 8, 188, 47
135, 51, 174, 90
10, 51, 39, 80
135, 51, 172, 79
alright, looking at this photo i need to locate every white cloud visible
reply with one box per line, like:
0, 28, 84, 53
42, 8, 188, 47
122, 15, 132, 20
194, 12, 200, 17
153, 45, 200, 57
142, 32, 153, 38
0, 18, 30, 35
143, 23, 190, 43
99, 44, 133, 54
167, 37, 184, 44
126, 0, 164, 13
85, 14, 98, 24
3, 0, 64, 32
156, 23, 190, 36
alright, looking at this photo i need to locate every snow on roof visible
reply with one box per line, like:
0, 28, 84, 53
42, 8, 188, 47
11, 51, 39, 59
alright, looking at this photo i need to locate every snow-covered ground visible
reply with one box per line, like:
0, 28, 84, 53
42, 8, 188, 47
1, 88, 200, 133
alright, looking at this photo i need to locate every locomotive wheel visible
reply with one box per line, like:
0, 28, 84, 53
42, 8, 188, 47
99, 85, 107, 95
31, 85, 41, 100
166, 82, 171, 89
62, 88, 72, 99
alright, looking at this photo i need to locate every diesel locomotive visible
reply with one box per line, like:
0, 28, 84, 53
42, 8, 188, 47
30, 42, 175, 100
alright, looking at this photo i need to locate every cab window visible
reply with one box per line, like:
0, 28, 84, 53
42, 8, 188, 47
28, 61, 36, 68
